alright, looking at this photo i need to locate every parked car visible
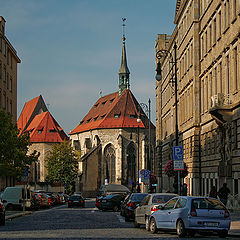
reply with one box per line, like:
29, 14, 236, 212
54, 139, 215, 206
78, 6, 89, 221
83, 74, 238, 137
135, 193, 178, 229
35, 193, 49, 208
120, 193, 148, 221
1, 187, 32, 210
148, 196, 231, 237
30, 193, 41, 210
97, 184, 130, 197
0, 199, 5, 225
68, 195, 85, 208
98, 194, 125, 211
95, 196, 103, 209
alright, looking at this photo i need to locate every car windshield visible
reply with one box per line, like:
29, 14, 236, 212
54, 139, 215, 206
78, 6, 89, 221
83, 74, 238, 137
192, 198, 226, 210
69, 196, 82, 201
131, 194, 147, 201
152, 195, 176, 204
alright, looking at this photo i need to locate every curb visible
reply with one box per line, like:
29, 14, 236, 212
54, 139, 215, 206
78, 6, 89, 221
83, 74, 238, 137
6, 211, 32, 220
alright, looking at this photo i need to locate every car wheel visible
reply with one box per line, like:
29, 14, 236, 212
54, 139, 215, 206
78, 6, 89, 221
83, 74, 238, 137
145, 217, 150, 231
113, 206, 118, 212
218, 230, 228, 238
176, 219, 186, 237
134, 219, 140, 228
150, 218, 158, 234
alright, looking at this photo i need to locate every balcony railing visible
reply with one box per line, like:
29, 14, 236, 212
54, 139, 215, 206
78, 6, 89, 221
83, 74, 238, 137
211, 93, 232, 108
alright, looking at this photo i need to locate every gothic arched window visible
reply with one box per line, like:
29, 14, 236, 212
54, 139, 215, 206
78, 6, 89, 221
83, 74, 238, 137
126, 142, 136, 185
104, 144, 116, 183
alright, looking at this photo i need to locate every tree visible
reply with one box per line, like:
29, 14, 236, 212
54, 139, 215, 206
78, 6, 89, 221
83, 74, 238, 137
46, 141, 79, 194
0, 110, 39, 179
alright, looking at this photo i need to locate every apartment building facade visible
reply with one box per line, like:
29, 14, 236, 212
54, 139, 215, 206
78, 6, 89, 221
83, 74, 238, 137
0, 17, 20, 122
0, 17, 21, 188
156, 0, 240, 202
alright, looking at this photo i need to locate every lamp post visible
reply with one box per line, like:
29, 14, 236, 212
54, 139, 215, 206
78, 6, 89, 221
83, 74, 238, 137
138, 100, 151, 171
156, 42, 181, 195
137, 118, 141, 192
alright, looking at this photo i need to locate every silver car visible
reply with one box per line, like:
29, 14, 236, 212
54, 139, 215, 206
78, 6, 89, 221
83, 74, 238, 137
134, 193, 177, 229
149, 196, 231, 237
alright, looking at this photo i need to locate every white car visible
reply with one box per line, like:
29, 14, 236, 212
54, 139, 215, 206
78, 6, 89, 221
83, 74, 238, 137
134, 193, 177, 229
149, 196, 231, 237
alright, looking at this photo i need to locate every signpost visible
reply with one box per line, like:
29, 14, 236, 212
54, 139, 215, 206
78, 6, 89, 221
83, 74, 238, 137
173, 146, 184, 195
139, 169, 150, 185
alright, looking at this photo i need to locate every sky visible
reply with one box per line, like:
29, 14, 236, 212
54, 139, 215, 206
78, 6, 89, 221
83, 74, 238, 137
1, 0, 176, 134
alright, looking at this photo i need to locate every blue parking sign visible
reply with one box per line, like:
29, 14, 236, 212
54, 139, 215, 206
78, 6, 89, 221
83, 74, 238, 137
173, 146, 183, 161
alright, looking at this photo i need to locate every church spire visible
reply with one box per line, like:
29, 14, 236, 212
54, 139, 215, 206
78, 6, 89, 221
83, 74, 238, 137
119, 18, 130, 95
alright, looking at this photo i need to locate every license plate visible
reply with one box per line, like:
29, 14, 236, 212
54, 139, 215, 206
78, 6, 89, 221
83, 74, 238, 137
205, 222, 219, 227
74, 201, 79, 203
102, 200, 106, 202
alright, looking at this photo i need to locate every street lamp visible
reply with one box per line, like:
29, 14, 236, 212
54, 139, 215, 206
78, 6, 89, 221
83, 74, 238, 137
156, 42, 181, 195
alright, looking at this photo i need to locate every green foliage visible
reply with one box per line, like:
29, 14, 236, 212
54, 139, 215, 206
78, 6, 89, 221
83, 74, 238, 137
0, 109, 39, 179
46, 141, 79, 194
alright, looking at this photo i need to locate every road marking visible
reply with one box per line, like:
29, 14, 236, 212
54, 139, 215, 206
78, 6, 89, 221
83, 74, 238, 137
115, 213, 125, 223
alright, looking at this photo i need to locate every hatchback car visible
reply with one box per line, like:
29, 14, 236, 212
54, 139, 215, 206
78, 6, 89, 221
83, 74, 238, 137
120, 193, 148, 221
68, 195, 85, 208
135, 193, 177, 229
149, 196, 231, 237
98, 194, 124, 211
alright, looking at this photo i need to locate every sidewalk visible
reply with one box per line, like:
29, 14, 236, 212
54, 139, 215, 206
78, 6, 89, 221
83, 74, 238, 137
229, 211, 240, 237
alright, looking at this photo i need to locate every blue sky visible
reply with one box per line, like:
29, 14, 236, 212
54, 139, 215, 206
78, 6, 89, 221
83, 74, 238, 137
1, 0, 176, 134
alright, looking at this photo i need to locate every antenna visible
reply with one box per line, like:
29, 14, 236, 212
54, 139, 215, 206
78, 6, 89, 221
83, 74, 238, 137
122, 18, 126, 38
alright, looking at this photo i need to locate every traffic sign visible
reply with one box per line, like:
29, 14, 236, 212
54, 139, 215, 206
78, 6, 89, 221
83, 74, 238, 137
174, 160, 184, 170
173, 146, 183, 161
139, 169, 150, 179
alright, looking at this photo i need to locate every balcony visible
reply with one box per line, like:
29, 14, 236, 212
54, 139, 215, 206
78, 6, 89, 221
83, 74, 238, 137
209, 93, 233, 125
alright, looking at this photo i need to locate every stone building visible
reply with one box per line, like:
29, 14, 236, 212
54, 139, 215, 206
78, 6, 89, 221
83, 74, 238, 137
70, 36, 156, 197
17, 95, 68, 185
156, 0, 240, 202
0, 16, 21, 188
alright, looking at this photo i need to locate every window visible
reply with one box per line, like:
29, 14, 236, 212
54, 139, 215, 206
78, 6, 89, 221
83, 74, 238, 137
102, 101, 106, 106
234, 179, 238, 195
129, 114, 136, 119
86, 118, 91, 123
94, 103, 99, 108
218, 11, 222, 38
233, 47, 238, 91
49, 129, 56, 133
219, 62, 222, 93
175, 198, 187, 208
163, 198, 178, 210
226, 55, 230, 95
114, 113, 120, 119
9, 77, 12, 92
10, 100, 12, 114
101, 115, 105, 119
213, 18, 216, 44
3, 66, 6, 82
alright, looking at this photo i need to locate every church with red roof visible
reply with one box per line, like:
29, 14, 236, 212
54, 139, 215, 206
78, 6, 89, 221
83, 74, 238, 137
17, 95, 68, 184
70, 34, 156, 197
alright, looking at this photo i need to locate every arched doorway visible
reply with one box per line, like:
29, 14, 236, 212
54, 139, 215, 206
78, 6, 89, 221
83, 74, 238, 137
126, 142, 136, 187
104, 144, 116, 183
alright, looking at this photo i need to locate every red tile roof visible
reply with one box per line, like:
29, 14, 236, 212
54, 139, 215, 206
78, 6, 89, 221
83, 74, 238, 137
25, 111, 68, 143
70, 89, 155, 135
17, 95, 47, 135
